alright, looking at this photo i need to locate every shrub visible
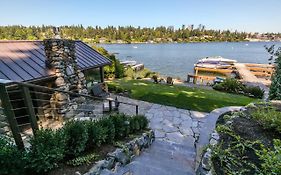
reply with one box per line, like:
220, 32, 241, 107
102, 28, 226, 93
86, 121, 107, 147
125, 67, 135, 79
135, 115, 148, 130
63, 121, 88, 157
129, 117, 140, 132
99, 118, 115, 143
110, 114, 130, 139
213, 78, 264, 98
129, 115, 148, 133
215, 78, 245, 93
244, 86, 264, 99
0, 136, 26, 175
115, 59, 125, 78
26, 129, 65, 174
251, 107, 281, 133
257, 139, 281, 174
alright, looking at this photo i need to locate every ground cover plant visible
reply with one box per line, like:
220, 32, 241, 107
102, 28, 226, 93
0, 114, 149, 175
211, 105, 281, 175
108, 79, 256, 112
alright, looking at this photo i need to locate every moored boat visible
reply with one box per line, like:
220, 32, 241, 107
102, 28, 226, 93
194, 56, 237, 69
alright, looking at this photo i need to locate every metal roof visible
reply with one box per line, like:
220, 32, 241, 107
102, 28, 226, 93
0, 40, 111, 82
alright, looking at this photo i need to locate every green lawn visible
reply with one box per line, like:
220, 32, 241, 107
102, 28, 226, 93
108, 80, 256, 112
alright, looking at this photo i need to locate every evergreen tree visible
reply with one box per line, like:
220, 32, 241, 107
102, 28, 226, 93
266, 45, 281, 100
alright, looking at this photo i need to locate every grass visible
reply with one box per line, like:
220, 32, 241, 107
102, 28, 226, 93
108, 79, 257, 112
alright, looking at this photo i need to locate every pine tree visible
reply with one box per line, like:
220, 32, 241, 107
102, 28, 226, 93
266, 45, 281, 100
269, 54, 281, 100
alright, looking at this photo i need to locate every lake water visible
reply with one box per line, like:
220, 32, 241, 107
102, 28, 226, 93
99, 42, 281, 79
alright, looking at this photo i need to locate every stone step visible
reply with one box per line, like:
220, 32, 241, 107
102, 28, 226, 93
143, 144, 196, 160
116, 160, 194, 175
135, 151, 195, 172
142, 149, 196, 161
152, 140, 195, 153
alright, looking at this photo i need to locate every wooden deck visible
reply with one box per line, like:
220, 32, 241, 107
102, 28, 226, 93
194, 67, 233, 75
188, 63, 273, 86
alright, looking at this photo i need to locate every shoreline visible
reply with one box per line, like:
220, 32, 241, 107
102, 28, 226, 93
91, 40, 281, 45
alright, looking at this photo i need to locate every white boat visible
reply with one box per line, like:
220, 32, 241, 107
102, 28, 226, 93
120, 60, 137, 66
198, 56, 237, 64
194, 56, 237, 69
195, 63, 232, 69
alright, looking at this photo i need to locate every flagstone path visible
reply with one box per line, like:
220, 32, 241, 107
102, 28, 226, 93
100, 96, 242, 175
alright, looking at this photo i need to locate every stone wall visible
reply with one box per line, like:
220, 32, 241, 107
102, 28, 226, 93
43, 39, 88, 120
84, 130, 155, 175
0, 100, 12, 137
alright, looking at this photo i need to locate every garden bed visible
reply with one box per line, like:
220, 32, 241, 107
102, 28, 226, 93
197, 103, 281, 175
0, 114, 152, 175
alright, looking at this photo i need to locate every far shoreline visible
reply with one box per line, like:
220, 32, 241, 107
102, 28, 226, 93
92, 40, 281, 45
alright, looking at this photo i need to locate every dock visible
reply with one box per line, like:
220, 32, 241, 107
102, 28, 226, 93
121, 60, 144, 71
194, 67, 234, 75
187, 62, 274, 86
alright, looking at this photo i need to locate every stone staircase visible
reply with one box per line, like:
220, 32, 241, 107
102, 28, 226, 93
98, 103, 244, 175
97, 102, 207, 175
101, 139, 196, 175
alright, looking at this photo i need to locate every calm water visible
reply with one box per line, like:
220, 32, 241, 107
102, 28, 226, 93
99, 42, 281, 79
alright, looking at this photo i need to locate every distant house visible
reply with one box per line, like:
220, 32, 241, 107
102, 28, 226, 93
0, 40, 111, 85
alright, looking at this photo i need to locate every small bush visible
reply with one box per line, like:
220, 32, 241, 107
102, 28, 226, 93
26, 129, 65, 174
110, 114, 130, 139
213, 78, 264, 98
99, 118, 115, 143
63, 121, 88, 157
129, 115, 148, 133
86, 121, 107, 147
136, 115, 148, 130
257, 139, 281, 174
0, 136, 26, 175
251, 107, 281, 133
215, 78, 245, 93
124, 67, 135, 79
129, 117, 140, 132
244, 86, 264, 99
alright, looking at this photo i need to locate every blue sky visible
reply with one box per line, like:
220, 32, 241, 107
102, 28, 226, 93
1, 0, 280, 33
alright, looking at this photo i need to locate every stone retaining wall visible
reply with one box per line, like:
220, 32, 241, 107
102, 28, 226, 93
0, 101, 12, 137
84, 130, 155, 175
196, 130, 219, 175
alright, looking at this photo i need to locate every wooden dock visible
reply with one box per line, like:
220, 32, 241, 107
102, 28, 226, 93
187, 62, 274, 86
194, 67, 233, 75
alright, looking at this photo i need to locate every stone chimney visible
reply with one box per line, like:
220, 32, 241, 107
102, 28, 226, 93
43, 38, 88, 119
